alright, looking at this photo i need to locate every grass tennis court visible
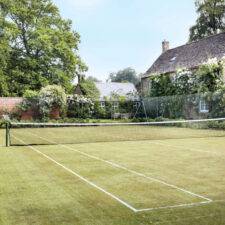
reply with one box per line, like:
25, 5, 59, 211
1, 125, 225, 225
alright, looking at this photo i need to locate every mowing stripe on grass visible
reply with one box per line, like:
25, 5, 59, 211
12, 135, 214, 213
152, 140, 224, 156
25, 131, 212, 202
12, 135, 138, 213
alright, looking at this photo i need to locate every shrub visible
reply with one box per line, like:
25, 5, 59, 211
39, 85, 67, 119
19, 90, 39, 112
67, 94, 94, 119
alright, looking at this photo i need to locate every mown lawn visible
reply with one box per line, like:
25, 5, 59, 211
0, 128, 225, 225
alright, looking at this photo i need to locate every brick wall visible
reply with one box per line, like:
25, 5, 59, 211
0, 97, 23, 114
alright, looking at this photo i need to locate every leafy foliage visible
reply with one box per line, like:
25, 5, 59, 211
0, 0, 87, 96
87, 76, 101, 82
19, 90, 39, 111
67, 94, 94, 119
149, 60, 224, 97
38, 85, 66, 118
108, 68, 140, 85
189, 0, 225, 42
78, 79, 100, 100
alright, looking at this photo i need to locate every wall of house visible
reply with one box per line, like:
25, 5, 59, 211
141, 77, 151, 97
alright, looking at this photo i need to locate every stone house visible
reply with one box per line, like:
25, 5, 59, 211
94, 82, 139, 108
141, 32, 225, 117
142, 32, 225, 97
94, 82, 139, 118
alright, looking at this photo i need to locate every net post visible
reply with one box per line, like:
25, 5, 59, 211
5, 122, 10, 147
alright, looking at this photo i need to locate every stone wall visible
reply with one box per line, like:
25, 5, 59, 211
141, 77, 150, 97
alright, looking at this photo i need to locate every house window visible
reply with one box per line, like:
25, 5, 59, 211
133, 101, 141, 109
100, 102, 105, 109
199, 98, 209, 113
113, 102, 119, 110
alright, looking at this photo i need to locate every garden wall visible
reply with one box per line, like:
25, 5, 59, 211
0, 97, 23, 114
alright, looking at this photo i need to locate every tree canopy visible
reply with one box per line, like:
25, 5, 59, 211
189, 0, 225, 42
78, 79, 100, 100
0, 0, 87, 96
108, 68, 140, 85
87, 76, 101, 82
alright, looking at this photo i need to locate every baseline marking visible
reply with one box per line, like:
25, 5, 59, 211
24, 131, 212, 202
136, 201, 210, 212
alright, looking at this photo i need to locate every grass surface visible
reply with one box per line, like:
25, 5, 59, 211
0, 128, 5, 146
0, 127, 225, 224
10, 124, 225, 145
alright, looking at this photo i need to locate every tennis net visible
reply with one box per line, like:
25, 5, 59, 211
6, 118, 225, 146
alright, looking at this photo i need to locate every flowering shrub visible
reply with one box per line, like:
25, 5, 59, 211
39, 85, 67, 119
67, 94, 94, 118
149, 60, 225, 97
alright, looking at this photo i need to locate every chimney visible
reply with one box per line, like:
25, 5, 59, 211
162, 40, 170, 53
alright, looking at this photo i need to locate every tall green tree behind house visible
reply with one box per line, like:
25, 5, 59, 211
108, 68, 140, 85
0, 0, 87, 96
189, 0, 225, 42
78, 79, 100, 101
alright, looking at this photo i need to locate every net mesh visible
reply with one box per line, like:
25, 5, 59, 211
8, 118, 225, 146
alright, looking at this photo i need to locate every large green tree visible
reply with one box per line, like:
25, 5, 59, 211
189, 0, 225, 42
0, 0, 87, 96
108, 67, 140, 85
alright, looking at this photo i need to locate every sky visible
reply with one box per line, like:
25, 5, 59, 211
52, 0, 197, 81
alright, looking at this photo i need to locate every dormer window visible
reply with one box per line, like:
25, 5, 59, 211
170, 56, 176, 62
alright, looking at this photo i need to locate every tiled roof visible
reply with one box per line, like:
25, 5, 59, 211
144, 32, 225, 77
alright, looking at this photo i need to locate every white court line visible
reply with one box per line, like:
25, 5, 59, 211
136, 201, 211, 212
24, 131, 212, 202
12, 135, 137, 212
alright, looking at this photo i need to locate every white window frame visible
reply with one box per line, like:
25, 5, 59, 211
199, 98, 209, 113
113, 102, 119, 110
100, 101, 105, 109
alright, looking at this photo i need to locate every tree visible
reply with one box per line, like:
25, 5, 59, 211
108, 67, 140, 85
189, 0, 225, 42
87, 76, 101, 82
79, 79, 100, 100
0, 0, 87, 96
0, 16, 10, 96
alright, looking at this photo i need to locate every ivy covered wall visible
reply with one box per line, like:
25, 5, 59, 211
142, 60, 225, 97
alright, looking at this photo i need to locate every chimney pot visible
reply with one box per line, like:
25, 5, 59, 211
162, 40, 170, 53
